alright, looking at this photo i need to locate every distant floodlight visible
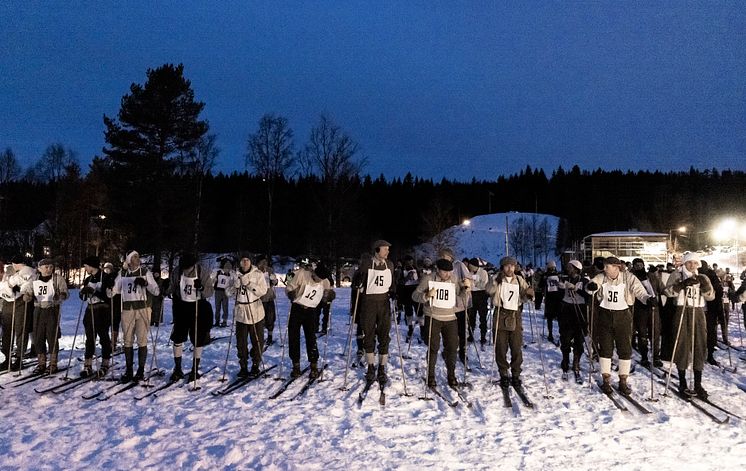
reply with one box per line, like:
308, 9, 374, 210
678, 226, 686, 233
463, 219, 471, 226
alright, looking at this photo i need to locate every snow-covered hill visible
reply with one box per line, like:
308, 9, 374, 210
0, 289, 744, 470
416, 212, 561, 267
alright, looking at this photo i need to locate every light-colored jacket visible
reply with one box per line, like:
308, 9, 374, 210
663, 267, 715, 306
233, 266, 268, 324
286, 268, 333, 303
485, 274, 531, 310
587, 271, 650, 307
5, 265, 37, 301
22, 273, 68, 308
412, 272, 464, 322
113, 266, 160, 310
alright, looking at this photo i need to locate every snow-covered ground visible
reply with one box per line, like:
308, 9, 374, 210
0, 287, 744, 470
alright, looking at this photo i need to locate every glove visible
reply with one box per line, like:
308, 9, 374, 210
53, 293, 60, 301
80, 286, 95, 296
323, 290, 337, 302
427, 288, 437, 299
193, 279, 203, 291
462, 279, 473, 290
646, 297, 657, 307
12, 284, 20, 293
682, 277, 699, 287
586, 281, 599, 292
134, 277, 148, 287
697, 274, 709, 286
525, 287, 535, 299
23, 293, 32, 303
564, 281, 577, 291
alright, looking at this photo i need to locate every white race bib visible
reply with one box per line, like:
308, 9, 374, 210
678, 284, 704, 308
600, 282, 628, 310
236, 283, 260, 304
500, 282, 519, 310
296, 282, 324, 308
366, 268, 391, 295
121, 276, 147, 302
428, 281, 456, 309
216, 273, 231, 289
546, 275, 560, 293
33, 279, 55, 303
180, 275, 198, 302
403, 269, 419, 286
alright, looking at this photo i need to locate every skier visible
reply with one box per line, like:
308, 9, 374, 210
699, 260, 724, 366
314, 260, 335, 335
212, 257, 236, 328
22, 258, 68, 374
285, 258, 334, 379
630, 258, 665, 368
467, 257, 490, 346
437, 248, 472, 369
396, 255, 420, 342
352, 240, 395, 386
112, 251, 160, 382
256, 254, 278, 345
168, 253, 214, 382
663, 252, 714, 398
586, 257, 653, 394
558, 260, 588, 380
540, 260, 562, 344
79, 256, 115, 377
233, 254, 269, 378
103, 261, 122, 352
412, 258, 464, 387
486, 256, 535, 387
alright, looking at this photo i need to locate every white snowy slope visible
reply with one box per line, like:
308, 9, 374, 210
416, 212, 561, 264
0, 288, 744, 471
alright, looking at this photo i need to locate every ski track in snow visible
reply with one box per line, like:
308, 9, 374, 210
1, 288, 744, 470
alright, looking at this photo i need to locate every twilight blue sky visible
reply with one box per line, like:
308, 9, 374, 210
1, 2, 745, 180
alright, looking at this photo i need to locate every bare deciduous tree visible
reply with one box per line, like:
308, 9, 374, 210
0, 148, 22, 185
246, 114, 295, 256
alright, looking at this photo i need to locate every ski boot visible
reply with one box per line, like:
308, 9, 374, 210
10, 357, 22, 371
427, 376, 437, 388
32, 354, 47, 375
653, 357, 664, 368
98, 358, 111, 378
447, 371, 458, 389
560, 356, 570, 373
80, 358, 94, 378
618, 375, 631, 395
120, 347, 134, 383
249, 362, 261, 379
706, 355, 720, 367
134, 347, 147, 382
291, 362, 302, 379
266, 335, 274, 346
310, 362, 319, 380
48, 352, 59, 374
406, 325, 413, 343
377, 364, 387, 386
601, 373, 613, 394
365, 364, 377, 384
693, 370, 708, 399
187, 358, 202, 382
678, 370, 691, 397
170, 357, 185, 382
237, 360, 249, 378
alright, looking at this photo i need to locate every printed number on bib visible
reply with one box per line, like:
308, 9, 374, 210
33, 280, 55, 303
429, 281, 456, 309
237, 284, 260, 304
180, 276, 198, 302
500, 283, 519, 310
600, 282, 627, 310
366, 268, 391, 295
122, 277, 146, 302
217, 274, 230, 289
296, 283, 324, 308
547, 276, 560, 293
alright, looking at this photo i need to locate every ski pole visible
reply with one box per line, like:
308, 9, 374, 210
390, 299, 411, 396
63, 299, 86, 381
491, 305, 501, 383
530, 302, 552, 398
466, 308, 483, 369
276, 304, 292, 381
247, 298, 268, 376
318, 300, 334, 382
405, 302, 422, 358
339, 288, 361, 391
219, 284, 240, 382
7, 299, 17, 375
419, 299, 435, 401
145, 300, 164, 385
527, 301, 536, 344
15, 301, 29, 377
665, 298, 688, 395
191, 296, 200, 391
647, 303, 659, 402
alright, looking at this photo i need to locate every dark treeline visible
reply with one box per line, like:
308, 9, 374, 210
2, 165, 744, 267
